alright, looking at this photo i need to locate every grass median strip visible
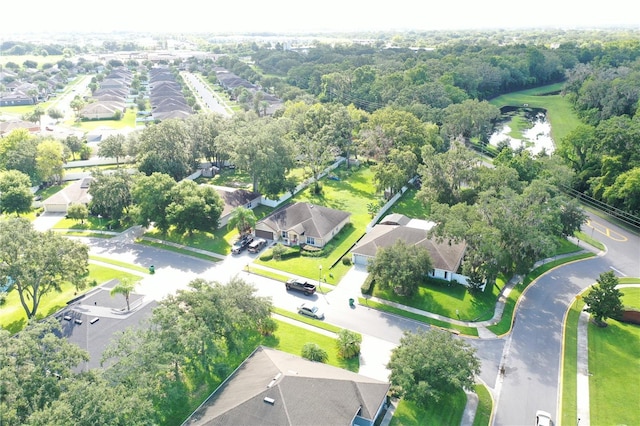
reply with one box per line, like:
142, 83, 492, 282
135, 239, 222, 262
89, 255, 150, 274
359, 297, 479, 337
271, 306, 343, 334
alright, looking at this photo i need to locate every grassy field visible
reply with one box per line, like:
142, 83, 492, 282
0, 55, 65, 67
489, 83, 582, 143
65, 107, 138, 131
386, 188, 430, 219
472, 383, 493, 426
0, 264, 143, 334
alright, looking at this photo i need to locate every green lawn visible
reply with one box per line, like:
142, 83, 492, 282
264, 319, 360, 372
359, 297, 478, 336
560, 297, 583, 426
386, 188, 430, 219
472, 383, 493, 426
65, 108, 138, 131
489, 83, 582, 143
35, 182, 72, 200
588, 287, 640, 426
0, 264, 143, 334
389, 389, 466, 426
373, 278, 499, 322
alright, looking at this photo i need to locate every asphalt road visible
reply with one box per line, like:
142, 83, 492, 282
493, 214, 639, 425
181, 72, 232, 117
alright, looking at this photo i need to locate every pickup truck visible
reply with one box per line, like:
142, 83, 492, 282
285, 278, 317, 295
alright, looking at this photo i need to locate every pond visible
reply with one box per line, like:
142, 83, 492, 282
488, 107, 555, 155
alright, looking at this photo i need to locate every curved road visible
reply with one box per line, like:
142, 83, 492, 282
493, 213, 639, 425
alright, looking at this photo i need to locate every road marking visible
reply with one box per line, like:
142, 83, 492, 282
609, 266, 627, 277
585, 220, 627, 242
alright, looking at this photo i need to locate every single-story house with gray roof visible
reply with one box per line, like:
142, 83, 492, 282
182, 346, 390, 426
351, 214, 469, 285
42, 178, 93, 213
254, 202, 350, 248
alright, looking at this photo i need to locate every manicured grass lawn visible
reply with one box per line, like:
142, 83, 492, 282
265, 318, 360, 372
560, 297, 582, 426
66, 108, 138, 131
136, 239, 222, 263
53, 215, 125, 232
90, 255, 150, 274
472, 383, 493, 426
386, 188, 430, 219
372, 278, 500, 322
487, 253, 595, 336
588, 287, 640, 426
255, 165, 379, 282
359, 297, 478, 336
0, 264, 143, 334
389, 389, 466, 426
489, 82, 581, 143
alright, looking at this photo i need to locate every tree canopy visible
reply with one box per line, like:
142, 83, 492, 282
387, 329, 480, 408
583, 271, 624, 327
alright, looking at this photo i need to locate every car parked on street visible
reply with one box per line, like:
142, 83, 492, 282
535, 410, 552, 426
286, 278, 317, 295
297, 302, 324, 319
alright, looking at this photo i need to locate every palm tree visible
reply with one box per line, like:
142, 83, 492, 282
110, 278, 136, 311
227, 206, 257, 236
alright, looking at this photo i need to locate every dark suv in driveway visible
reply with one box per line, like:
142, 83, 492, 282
231, 235, 254, 254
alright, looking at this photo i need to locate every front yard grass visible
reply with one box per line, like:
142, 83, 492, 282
372, 278, 500, 322
389, 389, 466, 426
0, 264, 143, 334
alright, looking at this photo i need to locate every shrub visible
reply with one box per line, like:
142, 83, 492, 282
257, 317, 278, 336
0, 291, 7, 306
301, 342, 328, 363
361, 275, 374, 295
342, 257, 352, 266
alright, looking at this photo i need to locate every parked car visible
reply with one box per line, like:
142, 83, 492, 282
231, 234, 253, 254
535, 410, 552, 426
248, 238, 267, 253
297, 302, 324, 319
285, 278, 317, 295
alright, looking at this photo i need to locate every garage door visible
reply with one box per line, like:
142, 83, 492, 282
255, 229, 273, 241
352, 254, 370, 266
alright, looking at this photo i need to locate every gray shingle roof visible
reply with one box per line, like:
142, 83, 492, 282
258, 202, 351, 239
182, 346, 389, 426
352, 224, 466, 272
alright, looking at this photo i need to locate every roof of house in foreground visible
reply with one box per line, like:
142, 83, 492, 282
182, 346, 389, 426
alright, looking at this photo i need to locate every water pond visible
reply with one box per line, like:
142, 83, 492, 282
489, 107, 555, 155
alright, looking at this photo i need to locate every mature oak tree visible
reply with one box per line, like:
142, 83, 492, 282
0, 218, 89, 319
0, 170, 33, 216
165, 180, 224, 236
367, 239, 433, 297
130, 172, 176, 233
387, 329, 480, 408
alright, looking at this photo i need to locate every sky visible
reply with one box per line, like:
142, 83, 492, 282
2, 0, 639, 35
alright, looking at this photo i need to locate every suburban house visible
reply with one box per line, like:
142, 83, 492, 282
211, 186, 262, 229
79, 101, 126, 120
351, 214, 469, 285
254, 202, 351, 248
42, 178, 93, 214
0, 119, 41, 136
182, 346, 390, 426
